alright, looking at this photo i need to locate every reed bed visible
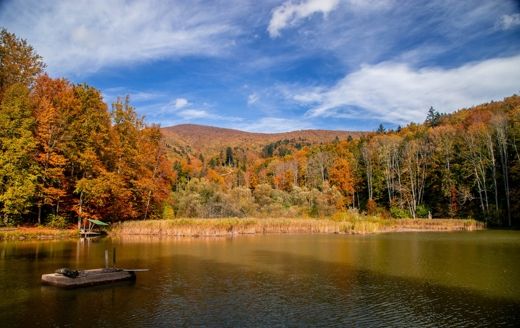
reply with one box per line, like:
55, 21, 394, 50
0, 227, 78, 241
110, 217, 484, 237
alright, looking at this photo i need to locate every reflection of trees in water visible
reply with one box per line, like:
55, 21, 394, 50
1, 237, 519, 327
146, 250, 519, 327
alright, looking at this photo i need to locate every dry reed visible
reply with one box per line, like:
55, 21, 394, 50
0, 227, 78, 241
110, 216, 484, 237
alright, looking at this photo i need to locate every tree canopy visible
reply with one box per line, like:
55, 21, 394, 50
0, 30, 173, 226
1, 29, 519, 227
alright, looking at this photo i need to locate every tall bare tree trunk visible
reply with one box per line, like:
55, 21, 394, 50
495, 118, 511, 226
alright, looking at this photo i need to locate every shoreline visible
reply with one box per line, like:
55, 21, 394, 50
0, 218, 485, 241
0, 227, 78, 241
110, 217, 485, 237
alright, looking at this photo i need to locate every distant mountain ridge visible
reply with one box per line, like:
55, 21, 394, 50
161, 124, 362, 156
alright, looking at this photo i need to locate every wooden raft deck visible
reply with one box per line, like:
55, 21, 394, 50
41, 268, 136, 288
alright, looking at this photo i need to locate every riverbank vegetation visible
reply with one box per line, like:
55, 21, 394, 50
1, 29, 519, 228
110, 216, 483, 237
0, 226, 77, 241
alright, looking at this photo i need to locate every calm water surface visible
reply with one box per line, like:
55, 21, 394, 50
0, 231, 519, 327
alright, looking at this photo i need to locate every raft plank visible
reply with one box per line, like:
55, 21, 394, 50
41, 268, 135, 288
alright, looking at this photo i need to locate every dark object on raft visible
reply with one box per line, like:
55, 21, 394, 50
55, 267, 79, 278
41, 268, 148, 288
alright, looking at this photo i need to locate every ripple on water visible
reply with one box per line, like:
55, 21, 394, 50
137, 258, 519, 327
1, 233, 519, 327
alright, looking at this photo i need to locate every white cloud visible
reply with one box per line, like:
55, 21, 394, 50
129, 91, 164, 102
0, 0, 244, 76
240, 117, 312, 133
496, 13, 520, 30
101, 88, 167, 107
292, 87, 326, 103
175, 98, 189, 109
346, 0, 393, 11
265, 1, 517, 71
247, 93, 259, 105
178, 109, 213, 119
176, 109, 243, 122
268, 0, 339, 38
298, 55, 520, 124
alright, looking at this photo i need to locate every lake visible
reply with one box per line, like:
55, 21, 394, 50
0, 231, 519, 327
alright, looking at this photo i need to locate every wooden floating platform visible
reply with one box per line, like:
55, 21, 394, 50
79, 230, 106, 237
41, 268, 138, 288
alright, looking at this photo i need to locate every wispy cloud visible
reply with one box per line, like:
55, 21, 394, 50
267, 0, 339, 38
267, 1, 517, 71
247, 93, 259, 106
177, 109, 243, 122
0, 0, 246, 76
178, 109, 214, 120
101, 87, 167, 106
496, 13, 520, 30
2, 0, 518, 132
345, 0, 394, 12
298, 55, 520, 124
129, 91, 165, 102
239, 117, 312, 133
175, 98, 189, 109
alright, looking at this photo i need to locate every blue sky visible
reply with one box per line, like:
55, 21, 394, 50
1, 0, 520, 132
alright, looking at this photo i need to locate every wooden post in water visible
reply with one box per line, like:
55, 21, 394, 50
105, 249, 109, 269
113, 248, 116, 267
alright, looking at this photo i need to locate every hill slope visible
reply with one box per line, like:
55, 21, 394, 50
161, 124, 362, 156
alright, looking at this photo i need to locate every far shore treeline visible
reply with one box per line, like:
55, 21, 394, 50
1, 29, 519, 228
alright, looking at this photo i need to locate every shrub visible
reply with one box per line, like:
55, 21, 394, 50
390, 206, 409, 219
230, 186, 256, 216
290, 186, 310, 206
174, 191, 203, 217
366, 199, 377, 215
271, 188, 291, 207
1, 215, 19, 227
331, 211, 348, 221
378, 208, 391, 219
174, 179, 258, 218
47, 214, 68, 228
416, 205, 430, 218
162, 204, 175, 219
253, 183, 273, 207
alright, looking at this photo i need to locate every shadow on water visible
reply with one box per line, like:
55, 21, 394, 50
0, 233, 519, 327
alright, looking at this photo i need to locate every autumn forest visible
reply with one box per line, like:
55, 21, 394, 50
1, 29, 519, 228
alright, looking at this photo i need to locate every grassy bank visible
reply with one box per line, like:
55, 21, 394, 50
110, 216, 484, 237
0, 216, 485, 241
0, 227, 78, 241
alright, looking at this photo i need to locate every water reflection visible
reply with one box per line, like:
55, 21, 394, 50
0, 232, 519, 327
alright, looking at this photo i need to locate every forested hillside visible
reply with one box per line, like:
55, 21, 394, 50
0, 29, 173, 227
168, 97, 520, 227
1, 29, 519, 227
161, 124, 361, 156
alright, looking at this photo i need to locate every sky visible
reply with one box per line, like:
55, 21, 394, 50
1, 0, 520, 132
